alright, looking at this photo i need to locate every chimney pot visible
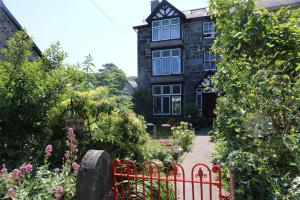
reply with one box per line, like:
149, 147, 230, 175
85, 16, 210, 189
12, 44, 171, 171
151, 0, 160, 12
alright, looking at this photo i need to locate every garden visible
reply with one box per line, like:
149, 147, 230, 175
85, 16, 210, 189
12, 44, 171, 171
0, 31, 195, 199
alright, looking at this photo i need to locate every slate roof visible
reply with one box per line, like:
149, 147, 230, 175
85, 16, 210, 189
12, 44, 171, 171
128, 80, 137, 88
256, 0, 300, 10
133, 0, 300, 29
0, 0, 42, 56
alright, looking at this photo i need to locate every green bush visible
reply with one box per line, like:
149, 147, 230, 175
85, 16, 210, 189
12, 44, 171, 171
171, 122, 195, 151
0, 128, 78, 199
209, 0, 300, 198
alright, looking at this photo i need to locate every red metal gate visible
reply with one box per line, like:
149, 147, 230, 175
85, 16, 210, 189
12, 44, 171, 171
112, 160, 232, 200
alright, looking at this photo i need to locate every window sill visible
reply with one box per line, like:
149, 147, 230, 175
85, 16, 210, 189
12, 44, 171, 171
150, 39, 183, 49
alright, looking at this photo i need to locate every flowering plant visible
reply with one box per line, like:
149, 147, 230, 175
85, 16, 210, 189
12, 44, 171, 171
0, 128, 79, 199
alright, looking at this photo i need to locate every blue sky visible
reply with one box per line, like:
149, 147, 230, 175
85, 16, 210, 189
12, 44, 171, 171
4, 0, 208, 76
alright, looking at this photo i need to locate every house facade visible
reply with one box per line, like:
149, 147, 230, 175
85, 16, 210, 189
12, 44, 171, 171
134, 0, 216, 122
133, 0, 300, 123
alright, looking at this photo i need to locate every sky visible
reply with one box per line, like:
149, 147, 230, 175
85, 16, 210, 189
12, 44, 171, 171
4, 0, 209, 76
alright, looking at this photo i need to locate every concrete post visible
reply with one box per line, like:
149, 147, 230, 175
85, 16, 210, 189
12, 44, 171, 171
76, 150, 112, 200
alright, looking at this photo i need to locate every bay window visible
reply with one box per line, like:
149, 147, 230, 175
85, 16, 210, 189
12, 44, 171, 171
152, 48, 181, 76
152, 18, 180, 41
204, 51, 216, 71
153, 85, 182, 115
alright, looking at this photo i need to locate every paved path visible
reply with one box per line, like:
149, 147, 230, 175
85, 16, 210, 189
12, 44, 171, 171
178, 128, 219, 200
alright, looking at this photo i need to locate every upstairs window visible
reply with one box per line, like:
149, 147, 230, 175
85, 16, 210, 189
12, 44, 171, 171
152, 49, 181, 76
152, 18, 180, 41
204, 52, 216, 71
203, 22, 215, 38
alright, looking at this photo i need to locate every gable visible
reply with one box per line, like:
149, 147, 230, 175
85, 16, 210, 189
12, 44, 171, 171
146, 0, 186, 23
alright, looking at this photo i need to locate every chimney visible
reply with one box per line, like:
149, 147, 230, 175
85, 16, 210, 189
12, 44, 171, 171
151, 0, 160, 12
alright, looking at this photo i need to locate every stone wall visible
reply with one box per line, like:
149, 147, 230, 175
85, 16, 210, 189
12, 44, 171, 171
0, 8, 40, 59
0, 9, 18, 57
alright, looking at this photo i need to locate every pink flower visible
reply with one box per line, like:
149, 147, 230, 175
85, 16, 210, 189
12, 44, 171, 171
19, 163, 32, 173
12, 169, 22, 181
72, 162, 80, 176
45, 144, 53, 158
0, 167, 8, 174
6, 187, 16, 198
53, 168, 61, 174
55, 185, 64, 200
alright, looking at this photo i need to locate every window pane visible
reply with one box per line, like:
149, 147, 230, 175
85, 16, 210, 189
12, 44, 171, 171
172, 96, 181, 115
152, 28, 160, 41
204, 61, 211, 71
153, 97, 162, 114
171, 57, 181, 74
204, 52, 210, 61
171, 25, 180, 39
211, 62, 216, 70
162, 19, 170, 26
161, 27, 170, 40
172, 49, 180, 56
153, 59, 161, 75
162, 58, 171, 75
196, 94, 202, 109
153, 86, 161, 95
173, 85, 181, 94
163, 86, 171, 94
171, 18, 179, 25
152, 51, 161, 58
152, 21, 161, 27
163, 97, 170, 114
162, 50, 171, 57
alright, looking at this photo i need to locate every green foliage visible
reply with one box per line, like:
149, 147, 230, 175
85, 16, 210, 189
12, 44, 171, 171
49, 87, 169, 163
209, 0, 300, 198
171, 122, 195, 151
0, 31, 69, 168
0, 129, 78, 199
95, 63, 128, 94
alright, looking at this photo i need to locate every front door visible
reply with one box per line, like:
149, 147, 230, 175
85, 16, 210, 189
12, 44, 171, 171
202, 92, 217, 121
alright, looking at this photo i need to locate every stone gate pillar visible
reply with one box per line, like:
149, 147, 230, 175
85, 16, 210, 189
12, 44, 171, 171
76, 150, 112, 200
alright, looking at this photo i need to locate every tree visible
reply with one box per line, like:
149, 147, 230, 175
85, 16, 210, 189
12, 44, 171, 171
95, 63, 127, 94
209, 1, 300, 199
0, 31, 69, 168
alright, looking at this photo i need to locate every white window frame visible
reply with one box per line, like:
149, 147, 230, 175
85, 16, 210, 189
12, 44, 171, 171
204, 51, 216, 71
203, 22, 215, 38
152, 85, 182, 116
196, 88, 203, 117
152, 48, 181, 76
152, 17, 180, 41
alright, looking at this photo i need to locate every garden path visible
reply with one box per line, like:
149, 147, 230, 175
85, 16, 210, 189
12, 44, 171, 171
178, 127, 219, 200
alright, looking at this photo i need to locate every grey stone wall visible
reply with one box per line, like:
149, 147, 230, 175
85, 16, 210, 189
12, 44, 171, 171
0, 9, 18, 57
136, 17, 215, 120
0, 9, 40, 59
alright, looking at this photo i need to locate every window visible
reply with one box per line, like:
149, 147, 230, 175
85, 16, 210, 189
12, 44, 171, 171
196, 88, 203, 117
152, 18, 180, 41
152, 85, 182, 115
203, 22, 215, 38
204, 51, 216, 71
152, 49, 181, 76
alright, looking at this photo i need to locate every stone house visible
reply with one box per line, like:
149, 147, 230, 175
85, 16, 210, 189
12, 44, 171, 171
0, 0, 41, 59
133, 0, 300, 123
133, 0, 216, 122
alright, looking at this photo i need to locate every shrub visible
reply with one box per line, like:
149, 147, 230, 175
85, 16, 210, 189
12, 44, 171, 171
0, 128, 78, 199
171, 122, 195, 151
